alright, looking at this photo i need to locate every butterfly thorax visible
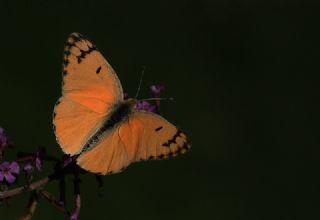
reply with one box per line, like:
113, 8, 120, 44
80, 99, 137, 154
125, 98, 137, 108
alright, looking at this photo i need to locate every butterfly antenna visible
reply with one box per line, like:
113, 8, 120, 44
140, 97, 175, 101
135, 66, 146, 99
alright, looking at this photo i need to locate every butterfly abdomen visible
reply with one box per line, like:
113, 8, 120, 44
81, 101, 132, 153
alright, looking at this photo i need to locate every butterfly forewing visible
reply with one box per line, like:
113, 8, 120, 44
62, 32, 123, 113
53, 33, 123, 155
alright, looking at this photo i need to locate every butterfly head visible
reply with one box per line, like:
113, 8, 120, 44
125, 98, 138, 108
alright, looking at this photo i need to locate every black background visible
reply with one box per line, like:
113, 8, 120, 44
0, 0, 320, 219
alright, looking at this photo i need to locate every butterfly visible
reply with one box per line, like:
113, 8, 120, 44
53, 33, 191, 175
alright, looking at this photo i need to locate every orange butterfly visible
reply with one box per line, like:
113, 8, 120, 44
53, 33, 190, 175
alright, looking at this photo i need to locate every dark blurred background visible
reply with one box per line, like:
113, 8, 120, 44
0, 0, 319, 219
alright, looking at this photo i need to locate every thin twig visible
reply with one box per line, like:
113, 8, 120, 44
70, 194, 81, 220
95, 174, 104, 196
17, 192, 39, 220
0, 177, 50, 199
70, 170, 81, 220
59, 175, 66, 206
39, 190, 70, 216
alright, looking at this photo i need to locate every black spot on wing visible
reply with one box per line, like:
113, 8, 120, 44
96, 66, 102, 74
64, 50, 71, 56
76, 46, 97, 64
63, 59, 69, 67
70, 33, 82, 43
63, 33, 98, 67
65, 42, 73, 48
153, 141, 191, 160
162, 130, 183, 147
155, 126, 163, 132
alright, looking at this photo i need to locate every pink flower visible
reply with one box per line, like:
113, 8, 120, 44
35, 157, 43, 170
150, 85, 165, 97
0, 161, 20, 184
23, 163, 34, 173
34, 146, 46, 170
135, 101, 156, 112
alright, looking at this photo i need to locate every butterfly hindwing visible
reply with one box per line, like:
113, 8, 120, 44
53, 97, 106, 155
53, 33, 123, 155
76, 128, 131, 175
122, 111, 191, 161
76, 111, 190, 175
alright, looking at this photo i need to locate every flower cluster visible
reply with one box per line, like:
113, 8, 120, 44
0, 130, 46, 185
135, 84, 165, 112
0, 128, 19, 184
21, 147, 45, 174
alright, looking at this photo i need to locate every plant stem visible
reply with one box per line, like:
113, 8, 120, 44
0, 177, 49, 199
